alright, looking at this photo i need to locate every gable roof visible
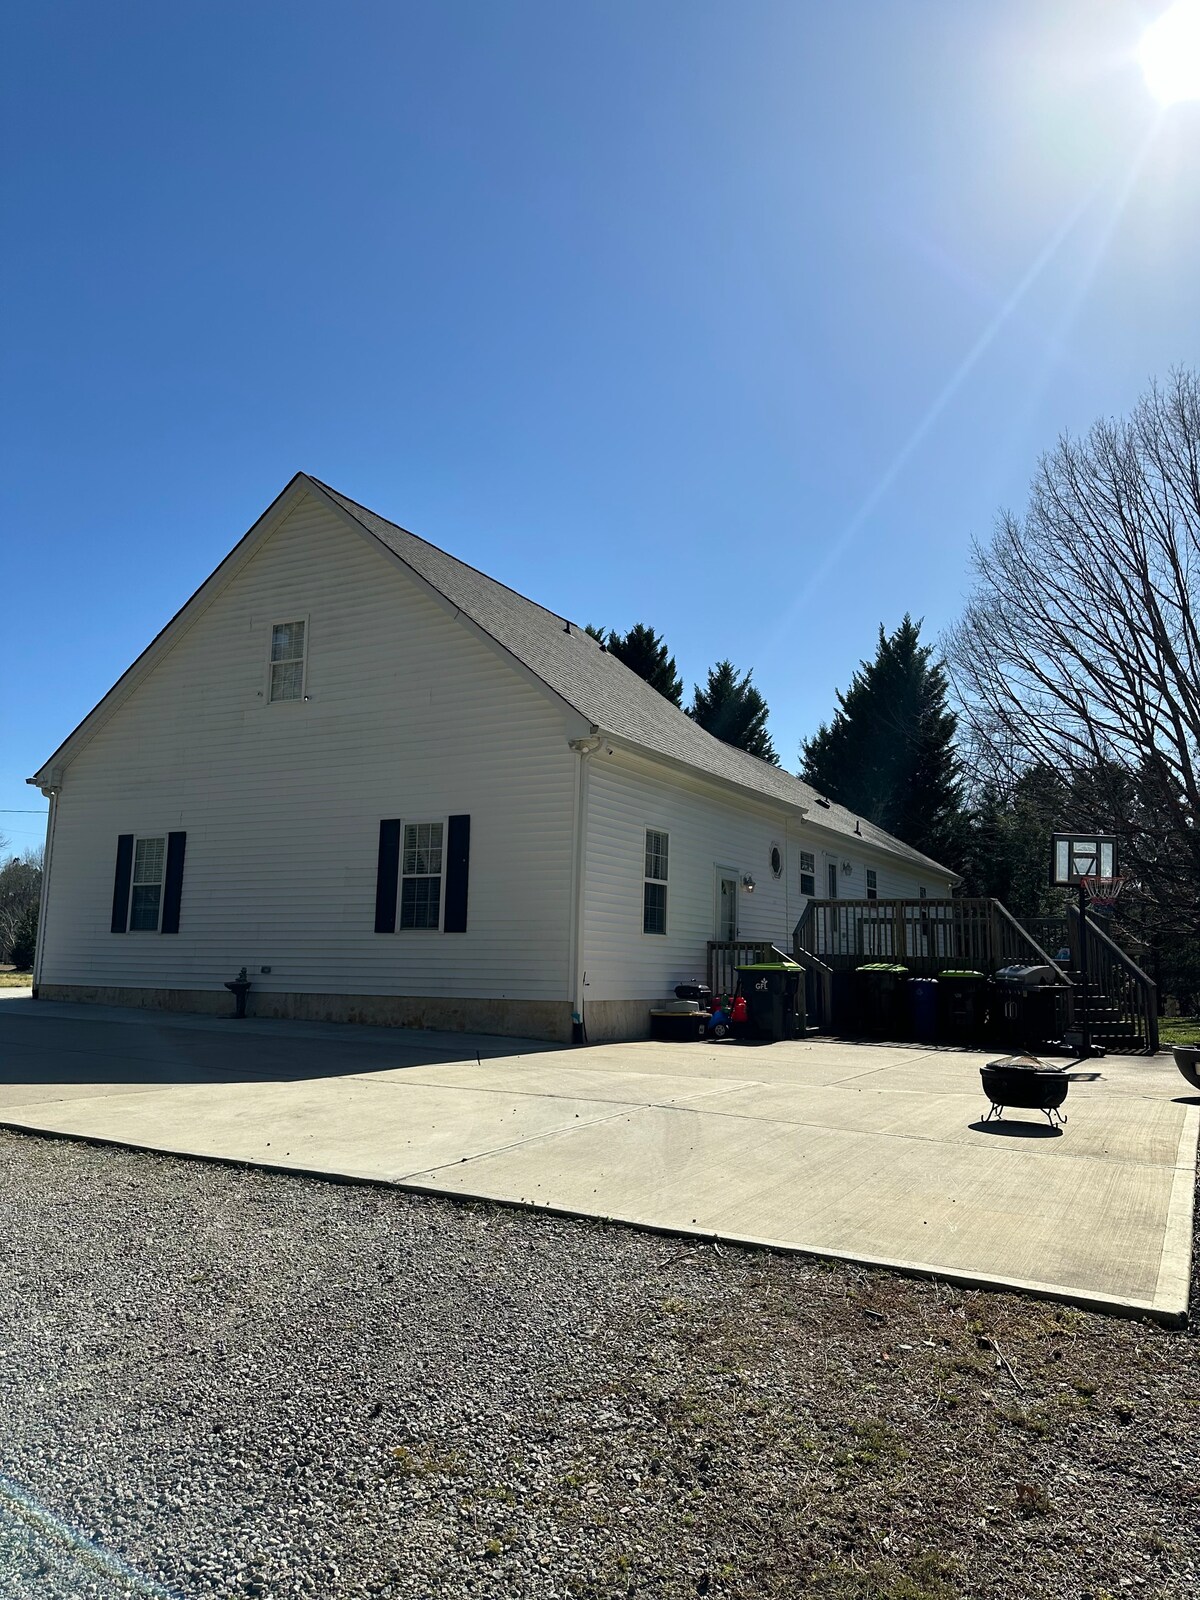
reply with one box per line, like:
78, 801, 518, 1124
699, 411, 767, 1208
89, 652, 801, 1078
31, 472, 956, 881
308, 478, 957, 881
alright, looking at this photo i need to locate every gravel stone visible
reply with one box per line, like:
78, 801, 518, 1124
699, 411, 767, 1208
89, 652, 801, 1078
0, 1128, 1196, 1599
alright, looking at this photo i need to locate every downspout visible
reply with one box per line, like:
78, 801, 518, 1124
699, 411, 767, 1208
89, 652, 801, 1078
32, 784, 59, 998
567, 731, 603, 1042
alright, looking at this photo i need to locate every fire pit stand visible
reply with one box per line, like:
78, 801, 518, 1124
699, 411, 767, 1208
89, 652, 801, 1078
980, 1055, 1070, 1129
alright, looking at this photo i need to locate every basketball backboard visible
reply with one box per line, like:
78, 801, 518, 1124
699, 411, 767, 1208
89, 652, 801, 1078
1050, 833, 1118, 887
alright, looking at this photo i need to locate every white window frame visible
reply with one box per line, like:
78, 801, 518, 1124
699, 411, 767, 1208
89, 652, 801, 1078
398, 817, 446, 933
866, 867, 878, 901
799, 850, 816, 898
643, 827, 669, 937
267, 615, 309, 704
129, 834, 167, 933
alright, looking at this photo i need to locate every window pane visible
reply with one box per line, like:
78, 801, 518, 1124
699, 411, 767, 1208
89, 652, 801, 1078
130, 884, 161, 931
800, 874, 815, 897
400, 875, 441, 929
270, 660, 304, 701
271, 620, 305, 662
133, 836, 164, 884
643, 881, 667, 935
644, 829, 668, 882
800, 851, 815, 873
403, 822, 443, 875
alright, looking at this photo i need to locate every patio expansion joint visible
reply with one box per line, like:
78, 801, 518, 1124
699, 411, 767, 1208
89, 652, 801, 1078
391, 1102, 643, 1184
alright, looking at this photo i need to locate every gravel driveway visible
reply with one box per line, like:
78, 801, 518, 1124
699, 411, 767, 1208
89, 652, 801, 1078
0, 1128, 1196, 1600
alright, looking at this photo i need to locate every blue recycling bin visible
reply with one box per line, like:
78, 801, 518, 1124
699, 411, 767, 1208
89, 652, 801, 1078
908, 977, 938, 1042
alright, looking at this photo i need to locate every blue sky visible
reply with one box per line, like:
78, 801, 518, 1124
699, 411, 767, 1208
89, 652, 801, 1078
3, 1, 1197, 852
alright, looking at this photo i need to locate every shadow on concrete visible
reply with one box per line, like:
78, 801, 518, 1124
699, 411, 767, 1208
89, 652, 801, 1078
968, 1119, 1064, 1140
0, 997, 551, 1091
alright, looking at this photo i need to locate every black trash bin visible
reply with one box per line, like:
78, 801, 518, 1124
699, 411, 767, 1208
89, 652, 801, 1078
734, 962, 805, 1042
908, 977, 938, 1042
937, 970, 987, 1044
853, 963, 910, 1038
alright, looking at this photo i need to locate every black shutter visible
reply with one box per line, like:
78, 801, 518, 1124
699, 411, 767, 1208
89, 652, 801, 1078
111, 835, 134, 933
161, 832, 187, 933
444, 814, 470, 933
375, 819, 401, 933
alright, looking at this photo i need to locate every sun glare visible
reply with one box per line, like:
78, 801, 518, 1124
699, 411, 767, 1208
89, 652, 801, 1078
1139, 1, 1200, 103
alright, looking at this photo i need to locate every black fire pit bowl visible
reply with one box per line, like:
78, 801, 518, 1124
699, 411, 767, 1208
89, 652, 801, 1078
980, 1055, 1069, 1129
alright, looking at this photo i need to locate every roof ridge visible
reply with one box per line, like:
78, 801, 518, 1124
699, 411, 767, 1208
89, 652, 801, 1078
306, 474, 590, 638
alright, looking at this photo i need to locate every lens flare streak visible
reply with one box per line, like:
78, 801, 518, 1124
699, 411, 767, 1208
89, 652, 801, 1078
0, 1474, 178, 1598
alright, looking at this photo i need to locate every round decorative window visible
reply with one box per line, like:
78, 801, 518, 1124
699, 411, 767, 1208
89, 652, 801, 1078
769, 844, 783, 878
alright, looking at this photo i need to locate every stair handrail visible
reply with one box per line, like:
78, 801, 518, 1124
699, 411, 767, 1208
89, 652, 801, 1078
1066, 903, 1159, 1053
990, 900, 1073, 985
791, 909, 835, 1031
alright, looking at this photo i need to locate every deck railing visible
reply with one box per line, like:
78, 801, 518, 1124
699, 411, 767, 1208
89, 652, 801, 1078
706, 939, 781, 997
793, 897, 1070, 981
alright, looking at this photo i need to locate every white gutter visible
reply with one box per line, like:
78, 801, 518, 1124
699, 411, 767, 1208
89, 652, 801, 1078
32, 784, 59, 996
566, 731, 603, 1037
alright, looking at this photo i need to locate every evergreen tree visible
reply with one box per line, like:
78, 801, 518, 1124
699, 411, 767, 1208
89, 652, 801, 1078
689, 660, 778, 764
583, 623, 607, 642
606, 623, 684, 707
958, 764, 1069, 914
800, 616, 964, 863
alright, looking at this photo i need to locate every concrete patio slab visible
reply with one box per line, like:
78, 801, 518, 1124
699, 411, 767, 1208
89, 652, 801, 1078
0, 993, 1194, 1322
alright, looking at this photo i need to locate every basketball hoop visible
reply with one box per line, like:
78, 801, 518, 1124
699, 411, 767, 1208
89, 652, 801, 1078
1081, 875, 1126, 913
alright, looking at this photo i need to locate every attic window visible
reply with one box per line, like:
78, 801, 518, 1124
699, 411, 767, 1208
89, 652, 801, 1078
269, 619, 307, 702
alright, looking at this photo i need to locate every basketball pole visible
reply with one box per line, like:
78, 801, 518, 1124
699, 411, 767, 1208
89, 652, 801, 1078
1078, 880, 1092, 1060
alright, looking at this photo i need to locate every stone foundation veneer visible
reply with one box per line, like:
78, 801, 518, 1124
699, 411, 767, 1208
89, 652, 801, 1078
35, 985, 576, 1044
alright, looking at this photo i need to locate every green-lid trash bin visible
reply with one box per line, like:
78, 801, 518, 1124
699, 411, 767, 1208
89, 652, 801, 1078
937, 970, 988, 1044
852, 963, 910, 1038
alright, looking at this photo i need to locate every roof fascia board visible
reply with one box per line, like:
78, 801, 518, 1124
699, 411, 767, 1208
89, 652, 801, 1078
301, 476, 594, 739
28, 475, 312, 786
797, 815, 961, 883
605, 736, 957, 880
598, 734, 807, 825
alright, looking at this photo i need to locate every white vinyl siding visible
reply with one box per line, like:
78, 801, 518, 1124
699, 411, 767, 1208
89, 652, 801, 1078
582, 750, 794, 1003
40, 491, 577, 1002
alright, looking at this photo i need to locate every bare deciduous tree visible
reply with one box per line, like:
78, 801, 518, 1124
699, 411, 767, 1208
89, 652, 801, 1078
947, 370, 1200, 935
0, 846, 43, 966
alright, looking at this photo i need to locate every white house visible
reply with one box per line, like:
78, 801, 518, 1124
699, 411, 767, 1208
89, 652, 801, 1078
29, 475, 957, 1042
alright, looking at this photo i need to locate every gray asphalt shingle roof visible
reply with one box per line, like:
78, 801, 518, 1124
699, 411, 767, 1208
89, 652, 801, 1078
313, 477, 956, 881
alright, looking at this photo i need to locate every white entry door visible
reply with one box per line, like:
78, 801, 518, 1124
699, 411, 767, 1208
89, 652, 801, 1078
716, 871, 738, 940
